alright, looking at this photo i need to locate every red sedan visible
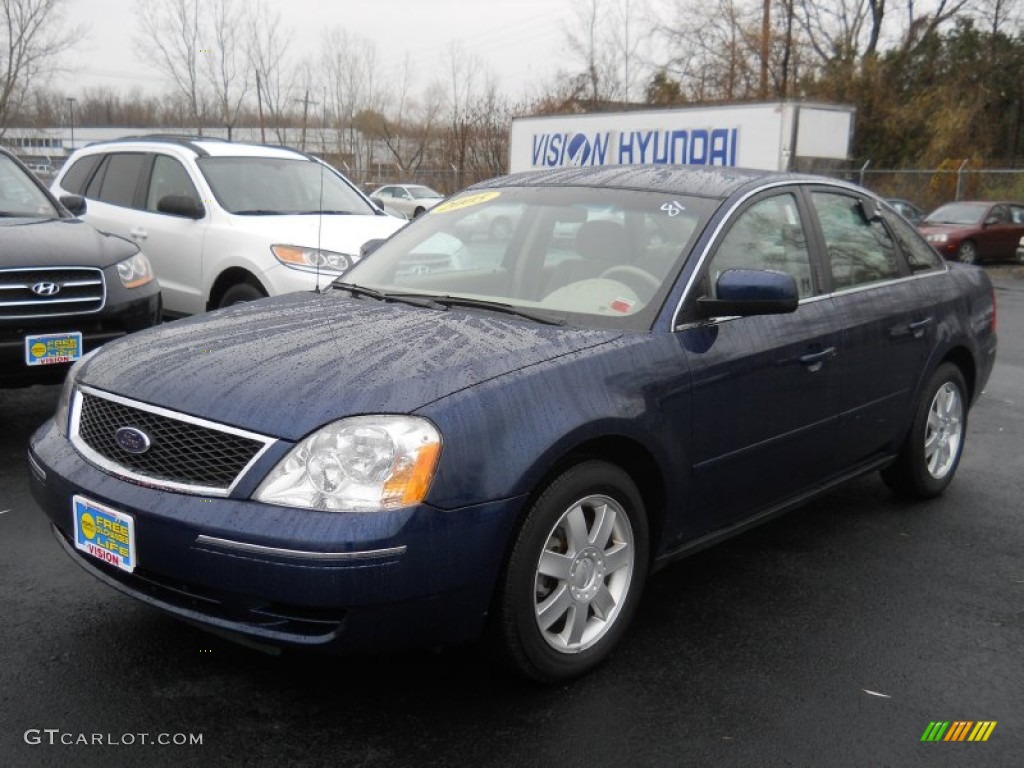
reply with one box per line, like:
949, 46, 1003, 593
918, 201, 1024, 264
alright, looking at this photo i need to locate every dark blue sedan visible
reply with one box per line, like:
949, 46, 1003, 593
28, 167, 997, 681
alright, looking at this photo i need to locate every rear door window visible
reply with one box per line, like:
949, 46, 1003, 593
95, 153, 146, 208
811, 191, 903, 290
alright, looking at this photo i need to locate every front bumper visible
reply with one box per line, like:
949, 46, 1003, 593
28, 419, 525, 652
1, 290, 160, 387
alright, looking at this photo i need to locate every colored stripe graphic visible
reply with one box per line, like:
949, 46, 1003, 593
921, 721, 996, 742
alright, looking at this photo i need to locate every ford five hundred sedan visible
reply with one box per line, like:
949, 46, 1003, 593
29, 167, 997, 682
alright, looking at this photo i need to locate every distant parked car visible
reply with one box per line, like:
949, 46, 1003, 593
370, 184, 444, 218
917, 200, 1024, 264
0, 147, 160, 387
886, 198, 924, 225
52, 136, 404, 316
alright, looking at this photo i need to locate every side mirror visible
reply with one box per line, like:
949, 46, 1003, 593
157, 195, 205, 219
60, 195, 87, 216
360, 239, 386, 259
696, 269, 799, 318
984, 216, 1000, 227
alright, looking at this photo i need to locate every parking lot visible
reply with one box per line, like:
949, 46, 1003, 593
1, 267, 1021, 767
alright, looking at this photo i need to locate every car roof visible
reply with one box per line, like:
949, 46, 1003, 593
474, 165, 842, 200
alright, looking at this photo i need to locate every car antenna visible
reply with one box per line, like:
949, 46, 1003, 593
315, 156, 325, 293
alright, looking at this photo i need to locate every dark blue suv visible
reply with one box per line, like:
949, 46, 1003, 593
28, 167, 997, 681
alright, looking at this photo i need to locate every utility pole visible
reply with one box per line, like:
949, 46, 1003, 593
760, 0, 770, 99
66, 97, 76, 152
294, 91, 318, 151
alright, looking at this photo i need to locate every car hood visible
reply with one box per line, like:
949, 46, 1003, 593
0, 217, 137, 267
220, 212, 405, 256
917, 223, 973, 236
78, 291, 621, 441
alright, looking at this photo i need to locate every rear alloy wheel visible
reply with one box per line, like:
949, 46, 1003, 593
494, 461, 648, 682
956, 240, 977, 264
219, 281, 267, 308
882, 363, 968, 498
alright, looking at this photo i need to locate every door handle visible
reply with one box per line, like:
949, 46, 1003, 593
907, 317, 932, 337
130, 228, 148, 240
890, 317, 932, 339
799, 347, 837, 372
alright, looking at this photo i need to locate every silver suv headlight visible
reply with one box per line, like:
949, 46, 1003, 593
271, 245, 356, 273
253, 416, 441, 511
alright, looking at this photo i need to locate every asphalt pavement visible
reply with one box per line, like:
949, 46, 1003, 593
1, 269, 1022, 767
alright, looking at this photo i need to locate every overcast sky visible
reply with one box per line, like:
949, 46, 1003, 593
60, 0, 581, 100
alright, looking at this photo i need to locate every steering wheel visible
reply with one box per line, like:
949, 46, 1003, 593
598, 266, 661, 299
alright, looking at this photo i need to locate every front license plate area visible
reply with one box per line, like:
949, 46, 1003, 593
73, 495, 136, 573
25, 332, 83, 366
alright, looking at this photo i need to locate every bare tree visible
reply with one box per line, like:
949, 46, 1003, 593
135, 0, 206, 132
0, 0, 80, 133
322, 28, 384, 167
202, 0, 248, 139
246, 0, 294, 143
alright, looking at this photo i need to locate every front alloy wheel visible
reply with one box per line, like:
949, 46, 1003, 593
494, 461, 648, 682
956, 240, 977, 264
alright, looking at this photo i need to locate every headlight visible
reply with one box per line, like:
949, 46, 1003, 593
271, 245, 356, 273
253, 416, 441, 511
116, 252, 155, 288
926, 233, 948, 244
54, 349, 99, 436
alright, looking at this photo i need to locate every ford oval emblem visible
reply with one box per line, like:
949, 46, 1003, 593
115, 426, 151, 455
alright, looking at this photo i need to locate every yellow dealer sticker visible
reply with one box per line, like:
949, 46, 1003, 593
24, 331, 82, 366
431, 190, 501, 215
73, 495, 136, 573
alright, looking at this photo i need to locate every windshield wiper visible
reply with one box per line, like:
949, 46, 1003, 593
331, 281, 445, 310
232, 209, 286, 215
430, 296, 566, 326
294, 210, 355, 215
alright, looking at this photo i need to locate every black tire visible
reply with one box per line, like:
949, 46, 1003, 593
492, 460, 649, 682
412, 206, 426, 218
956, 240, 977, 264
219, 281, 266, 308
881, 363, 968, 499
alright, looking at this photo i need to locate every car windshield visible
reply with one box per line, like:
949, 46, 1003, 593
197, 156, 375, 215
340, 186, 714, 331
0, 154, 58, 218
924, 202, 988, 225
407, 185, 442, 199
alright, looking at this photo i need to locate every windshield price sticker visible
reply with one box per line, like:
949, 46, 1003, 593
73, 495, 136, 573
24, 332, 82, 366
431, 191, 501, 215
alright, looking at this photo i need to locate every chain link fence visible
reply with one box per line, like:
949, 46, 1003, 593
844, 167, 1024, 213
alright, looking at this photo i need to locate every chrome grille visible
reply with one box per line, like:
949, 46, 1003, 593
71, 387, 275, 495
0, 267, 105, 319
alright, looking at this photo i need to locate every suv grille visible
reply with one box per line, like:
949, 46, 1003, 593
72, 388, 274, 494
0, 267, 105, 319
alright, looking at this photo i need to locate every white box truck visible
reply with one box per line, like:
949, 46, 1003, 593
509, 102, 855, 174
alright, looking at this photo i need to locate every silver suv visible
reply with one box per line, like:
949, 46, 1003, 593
52, 137, 404, 316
